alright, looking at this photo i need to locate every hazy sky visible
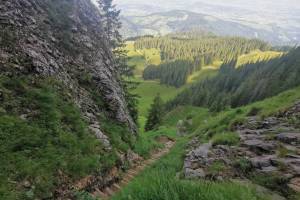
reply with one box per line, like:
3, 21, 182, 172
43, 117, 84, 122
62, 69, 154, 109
114, 0, 300, 13
114, 0, 299, 7
114, 0, 300, 26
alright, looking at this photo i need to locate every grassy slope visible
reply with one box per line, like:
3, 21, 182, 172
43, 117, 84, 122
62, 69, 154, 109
195, 86, 300, 137
236, 50, 283, 67
187, 68, 218, 83
126, 42, 282, 131
126, 41, 161, 77
112, 86, 300, 200
0, 76, 119, 199
125, 42, 182, 130
111, 42, 294, 200
133, 80, 182, 131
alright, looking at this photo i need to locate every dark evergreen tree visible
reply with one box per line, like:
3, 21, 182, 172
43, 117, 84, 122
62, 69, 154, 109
145, 94, 165, 131
143, 60, 196, 87
166, 47, 300, 112
97, 0, 139, 124
97, 0, 122, 48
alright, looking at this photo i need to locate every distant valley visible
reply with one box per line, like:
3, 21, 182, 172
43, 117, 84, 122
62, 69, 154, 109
117, 1, 300, 45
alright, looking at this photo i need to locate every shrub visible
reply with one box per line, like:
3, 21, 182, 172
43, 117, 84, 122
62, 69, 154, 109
208, 161, 226, 176
234, 158, 252, 174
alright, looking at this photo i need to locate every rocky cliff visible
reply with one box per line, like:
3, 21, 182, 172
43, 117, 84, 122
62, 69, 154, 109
0, 0, 139, 199
0, 0, 137, 144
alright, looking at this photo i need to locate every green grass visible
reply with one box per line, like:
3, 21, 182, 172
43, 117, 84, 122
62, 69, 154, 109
252, 174, 290, 195
127, 44, 285, 133
212, 132, 240, 146
193, 86, 300, 139
110, 85, 300, 200
125, 41, 161, 77
0, 76, 127, 199
236, 50, 283, 68
163, 106, 209, 132
110, 43, 297, 200
125, 41, 183, 132
133, 80, 183, 130
187, 68, 218, 83
133, 132, 163, 159
112, 132, 271, 200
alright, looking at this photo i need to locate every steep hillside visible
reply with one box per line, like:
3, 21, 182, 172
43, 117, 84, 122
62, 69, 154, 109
112, 86, 300, 200
0, 0, 138, 199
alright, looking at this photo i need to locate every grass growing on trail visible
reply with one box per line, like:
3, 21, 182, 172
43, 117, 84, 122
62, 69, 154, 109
133, 126, 178, 159
112, 135, 270, 200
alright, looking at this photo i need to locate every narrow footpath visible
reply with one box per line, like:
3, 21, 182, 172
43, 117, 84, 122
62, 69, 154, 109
92, 139, 176, 199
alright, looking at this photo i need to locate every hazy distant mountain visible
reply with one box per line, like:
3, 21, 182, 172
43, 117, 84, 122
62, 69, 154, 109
120, 10, 299, 45
116, 0, 300, 45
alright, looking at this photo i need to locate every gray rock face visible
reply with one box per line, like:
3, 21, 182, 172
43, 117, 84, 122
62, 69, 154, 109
0, 0, 137, 148
188, 143, 212, 160
276, 133, 300, 144
243, 139, 277, 154
250, 155, 275, 169
184, 168, 206, 179
183, 102, 300, 195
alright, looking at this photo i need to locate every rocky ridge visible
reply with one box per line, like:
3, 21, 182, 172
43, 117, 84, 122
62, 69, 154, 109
183, 102, 300, 197
0, 0, 137, 150
0, 0, 140, 198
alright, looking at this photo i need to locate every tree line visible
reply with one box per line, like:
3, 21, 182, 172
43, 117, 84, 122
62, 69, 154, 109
166, 47, 300, 112
143, 60, 198, 87
134, 33, 270, 65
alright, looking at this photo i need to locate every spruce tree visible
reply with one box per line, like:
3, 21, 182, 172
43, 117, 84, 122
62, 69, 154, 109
97, 0, 121, 48
97, 0, 139, 124
145, 94, 164, 131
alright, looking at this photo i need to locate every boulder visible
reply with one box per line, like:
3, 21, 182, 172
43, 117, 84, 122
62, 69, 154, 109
188, 143, 212, 160
260, 166, 278, 173
276, 133, 300, 144
244, 117, 263, 129
177, 120, 187, 136
185, 168, 206, 179
89, 126, 111, 150
288, 177, 300, 192
240, 133, 265, 141
250, 155, 275, 169
243, 139, 277, 154
262, 117, 279, 128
